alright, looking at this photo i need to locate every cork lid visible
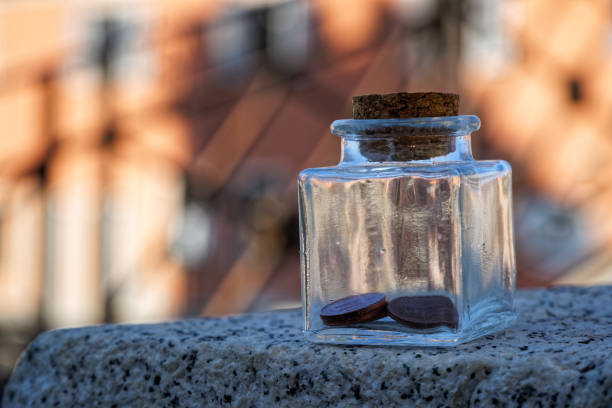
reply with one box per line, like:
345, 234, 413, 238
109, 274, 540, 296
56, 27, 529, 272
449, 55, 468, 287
350, 92, 460, 161
352, 92, 459, 119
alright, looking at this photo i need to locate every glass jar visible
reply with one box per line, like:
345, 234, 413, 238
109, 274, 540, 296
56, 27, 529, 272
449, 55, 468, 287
298, 115, 516, 346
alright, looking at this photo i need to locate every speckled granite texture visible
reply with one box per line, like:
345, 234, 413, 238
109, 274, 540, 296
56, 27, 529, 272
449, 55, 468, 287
3, 286, 612, 407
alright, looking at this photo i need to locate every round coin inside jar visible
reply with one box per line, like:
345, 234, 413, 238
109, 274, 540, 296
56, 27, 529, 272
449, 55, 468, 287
320, 293, 387, 326
387, 295, 459, 329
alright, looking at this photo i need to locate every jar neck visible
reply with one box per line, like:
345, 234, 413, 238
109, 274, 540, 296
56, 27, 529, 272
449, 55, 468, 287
331, 116, 480, 165
339, 134, 474, 164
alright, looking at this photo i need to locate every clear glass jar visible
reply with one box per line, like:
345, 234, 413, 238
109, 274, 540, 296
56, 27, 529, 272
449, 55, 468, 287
298, 115, 516, 346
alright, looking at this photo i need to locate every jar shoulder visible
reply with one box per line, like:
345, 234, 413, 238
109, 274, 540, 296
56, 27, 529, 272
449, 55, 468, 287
299, 160, 511, 184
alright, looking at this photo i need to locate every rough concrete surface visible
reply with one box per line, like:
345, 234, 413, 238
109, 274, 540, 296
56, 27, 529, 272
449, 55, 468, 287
3, 286, 612, 407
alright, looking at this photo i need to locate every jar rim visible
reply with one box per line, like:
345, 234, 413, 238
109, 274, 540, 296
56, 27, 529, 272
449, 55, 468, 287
331, 115, 480, 139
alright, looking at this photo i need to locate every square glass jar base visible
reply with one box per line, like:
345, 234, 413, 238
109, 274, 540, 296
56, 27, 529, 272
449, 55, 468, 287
304, 309, 516, 347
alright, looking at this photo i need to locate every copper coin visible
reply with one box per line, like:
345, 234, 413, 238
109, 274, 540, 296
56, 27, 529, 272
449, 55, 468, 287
320, 293, 387, 326
387, 295, 458, 329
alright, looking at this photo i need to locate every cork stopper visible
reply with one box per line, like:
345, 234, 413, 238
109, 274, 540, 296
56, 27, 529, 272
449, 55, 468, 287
352, 92, 459, 119
351, 92, 460, 161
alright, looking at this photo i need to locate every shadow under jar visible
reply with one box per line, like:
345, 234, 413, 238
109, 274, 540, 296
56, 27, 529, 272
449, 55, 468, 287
298, 115, 516, 346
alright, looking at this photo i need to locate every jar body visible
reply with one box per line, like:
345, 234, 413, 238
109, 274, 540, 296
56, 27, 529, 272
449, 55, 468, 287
298, 117, 516, 346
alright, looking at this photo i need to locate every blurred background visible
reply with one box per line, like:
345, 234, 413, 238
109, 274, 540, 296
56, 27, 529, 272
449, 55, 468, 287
2, 0, 612, 394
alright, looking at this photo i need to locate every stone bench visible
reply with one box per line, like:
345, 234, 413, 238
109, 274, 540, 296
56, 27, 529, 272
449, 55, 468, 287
3, 286, 612, 407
